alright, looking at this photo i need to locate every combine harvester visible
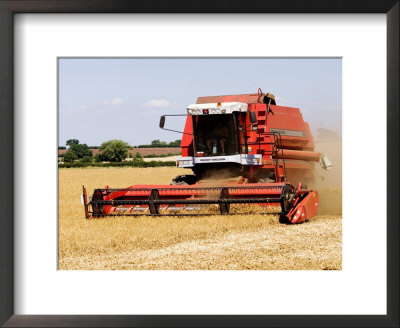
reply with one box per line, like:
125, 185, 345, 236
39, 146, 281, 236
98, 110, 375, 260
82, 89, 332, 223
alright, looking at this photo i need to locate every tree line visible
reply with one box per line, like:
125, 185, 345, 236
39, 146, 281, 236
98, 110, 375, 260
59, 139, 181, 164
59, 139, 180, 150
136, 139, 181, 148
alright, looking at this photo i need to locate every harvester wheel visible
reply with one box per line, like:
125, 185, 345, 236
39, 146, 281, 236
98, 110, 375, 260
170, 175, 197, 185
91, 189, 104, 217
279, 214, 289, 224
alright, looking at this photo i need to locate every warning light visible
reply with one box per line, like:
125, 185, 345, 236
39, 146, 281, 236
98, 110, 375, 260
217, 102, 221, 107
203, 109, 209, 114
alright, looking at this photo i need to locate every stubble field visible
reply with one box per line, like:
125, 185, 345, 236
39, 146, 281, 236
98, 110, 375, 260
59, 141, 342, 270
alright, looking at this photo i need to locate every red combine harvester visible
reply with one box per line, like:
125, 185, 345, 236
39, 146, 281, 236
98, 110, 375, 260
82, 89, 332, 223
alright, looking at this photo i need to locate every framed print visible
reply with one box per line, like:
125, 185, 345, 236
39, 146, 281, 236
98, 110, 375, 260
0, 1, 398, 327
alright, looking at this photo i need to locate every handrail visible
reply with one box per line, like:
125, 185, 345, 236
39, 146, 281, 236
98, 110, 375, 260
238, 132, 287, 182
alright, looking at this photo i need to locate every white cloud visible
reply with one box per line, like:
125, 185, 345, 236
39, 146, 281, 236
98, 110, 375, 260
142, 99, 170, 108
104, 97, 123, 106
111, 97, 123, 105
80, 105, 88, 110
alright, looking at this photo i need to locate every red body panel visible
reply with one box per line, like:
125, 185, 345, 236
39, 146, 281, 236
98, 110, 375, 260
189, 92, 322, 185
287, 190, 319, 223
105, 182, 287, 199
181, 116, 193, 156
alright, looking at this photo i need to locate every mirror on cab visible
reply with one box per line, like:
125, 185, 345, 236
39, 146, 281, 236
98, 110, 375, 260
159, 116, 166, 128
249, 111, 257, 124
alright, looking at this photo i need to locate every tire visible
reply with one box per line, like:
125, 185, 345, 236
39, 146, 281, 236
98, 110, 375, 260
170, 175, 197, 185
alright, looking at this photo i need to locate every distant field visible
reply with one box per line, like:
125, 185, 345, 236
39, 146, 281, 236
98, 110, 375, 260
142, 155, 178, 162
58, 165, 342, 270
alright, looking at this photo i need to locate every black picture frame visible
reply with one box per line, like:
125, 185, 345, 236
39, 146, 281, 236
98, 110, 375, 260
0, 1, 398, 327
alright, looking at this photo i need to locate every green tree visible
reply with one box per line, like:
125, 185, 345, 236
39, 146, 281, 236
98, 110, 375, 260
93, 154, 102, 163
79, 156, 93, 163
168, 139, 181, 147
63, 151, 78, 163
99, 140, 129, 162
150, 139, 167, 147
66, 139, 79, 147
133, 151, 143, 162
68, 143, 92, 158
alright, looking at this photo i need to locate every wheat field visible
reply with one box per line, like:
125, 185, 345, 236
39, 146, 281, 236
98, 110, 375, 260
58, 165, 342, 270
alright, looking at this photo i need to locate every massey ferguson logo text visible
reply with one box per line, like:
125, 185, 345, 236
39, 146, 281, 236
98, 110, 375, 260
199, 158, 226, 162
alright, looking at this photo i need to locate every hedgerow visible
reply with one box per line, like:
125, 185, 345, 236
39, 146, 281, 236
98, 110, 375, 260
58, 160, 176, 168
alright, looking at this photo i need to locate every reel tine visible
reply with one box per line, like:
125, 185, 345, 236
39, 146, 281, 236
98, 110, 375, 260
87, 183, 296, 217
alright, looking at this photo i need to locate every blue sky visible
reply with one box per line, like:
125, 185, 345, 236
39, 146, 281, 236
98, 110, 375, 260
59, 58, 341, 147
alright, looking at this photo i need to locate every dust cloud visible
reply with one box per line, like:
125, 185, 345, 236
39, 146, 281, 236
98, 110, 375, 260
311, 139, 342, 215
